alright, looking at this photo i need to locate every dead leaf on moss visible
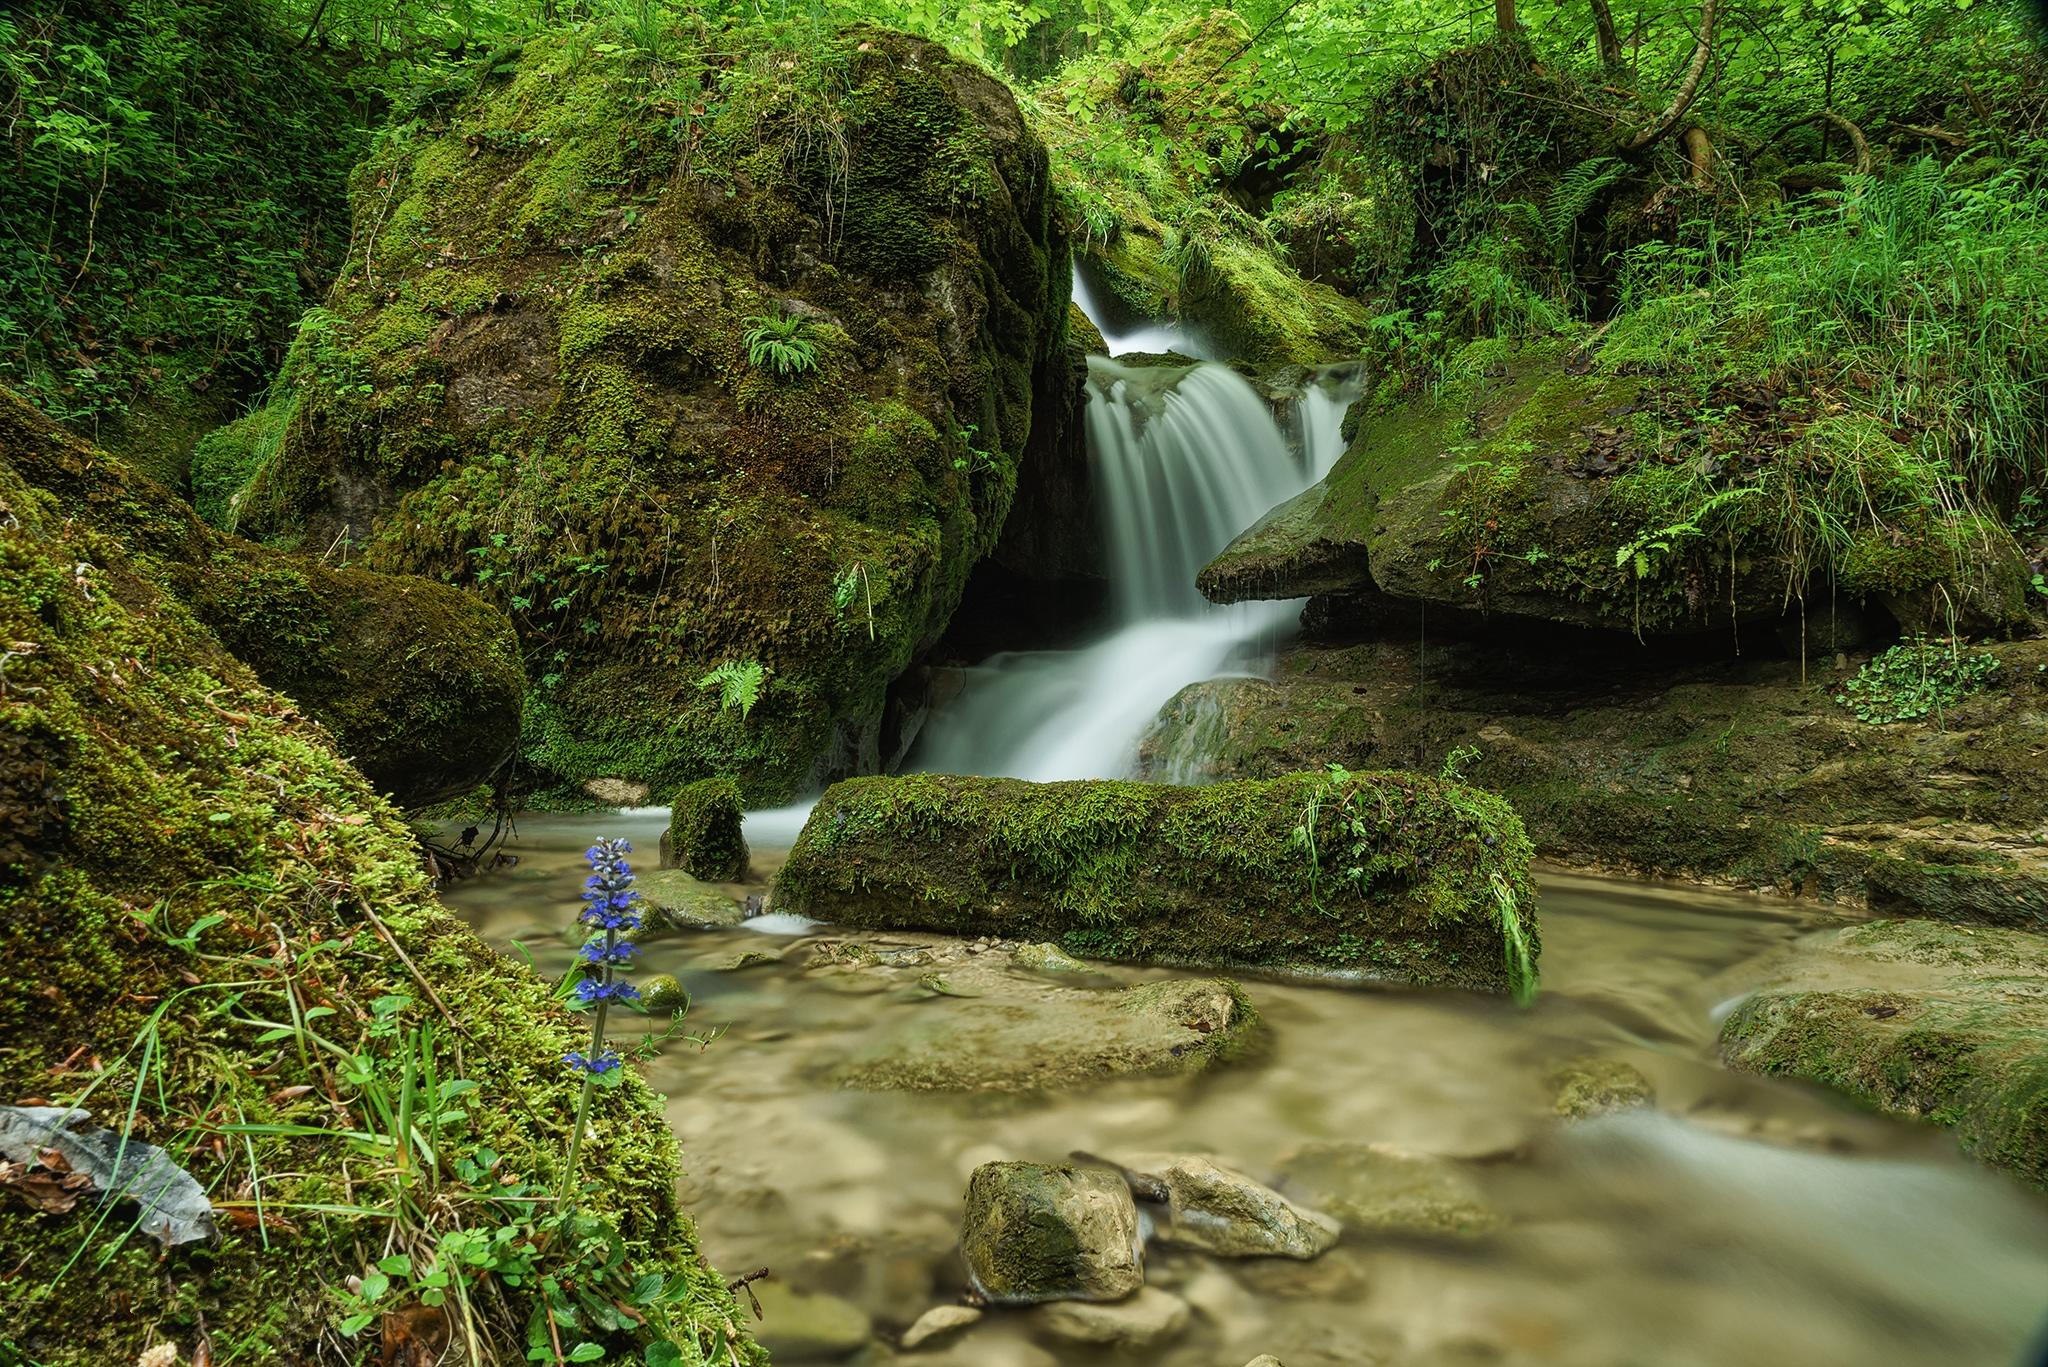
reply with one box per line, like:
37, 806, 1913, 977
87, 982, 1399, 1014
0, 1105, 215, 1246
381, 1305, 451, 1366
0, 1147, 92, 1214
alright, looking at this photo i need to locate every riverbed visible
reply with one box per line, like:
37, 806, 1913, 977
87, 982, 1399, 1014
444, 812, 2048, 1367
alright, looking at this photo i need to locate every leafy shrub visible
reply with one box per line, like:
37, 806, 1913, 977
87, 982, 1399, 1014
1836, 636, 1999, 725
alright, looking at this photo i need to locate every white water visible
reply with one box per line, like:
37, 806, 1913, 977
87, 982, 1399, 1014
912, 351, 1356, 781
1070, 263, 1215, 358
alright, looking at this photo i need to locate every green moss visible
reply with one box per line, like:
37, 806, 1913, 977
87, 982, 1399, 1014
774, 770, 1539, 993
206, 22, 1065, 805
1721, 919, 2048, 1185
663, 777, 749, 881
0, 394, 757, 1364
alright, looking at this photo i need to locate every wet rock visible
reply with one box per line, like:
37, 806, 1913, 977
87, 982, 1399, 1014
751, 1282, 871, 1361
1719, 918, 2048, 1184
833, 974, 1257, 1092
583, 777, 651, 807
639, 974, 689, 1014
900, 1305, 982, 1350
704, 949, 783, 972
961, 1161, 1144, 1304
777, 771, 1540, 993
662, 777, 749, 882
1037, 1286, 1191, 1349
1013, 942, 1089, 974
1118, 1152, 1339, 1259
1279, 1143, 1502, 1238
636, 868, 746, 930
1548, 1057, 1655, 1120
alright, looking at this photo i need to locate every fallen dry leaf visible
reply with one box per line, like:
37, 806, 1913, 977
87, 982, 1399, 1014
381, 1305, 451, 1366
0, 1148, 93, 1215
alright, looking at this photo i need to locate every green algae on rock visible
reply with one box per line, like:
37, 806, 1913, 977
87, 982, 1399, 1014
774, 770, 1540, 993
662, 776, 750, 881
0, 402, 755, 1364
1, 387, 522, 808
209, 23, 1068, 806
1720, 919, 2048, 1186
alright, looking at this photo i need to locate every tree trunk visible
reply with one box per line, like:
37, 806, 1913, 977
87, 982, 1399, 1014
1496, 0, 1518, 35
1589, 0, 1622, 70
1622, 0, 1717, 154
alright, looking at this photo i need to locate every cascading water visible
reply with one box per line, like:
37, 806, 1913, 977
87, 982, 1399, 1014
911, 351, 1356, 782
744, 284, 1357, 838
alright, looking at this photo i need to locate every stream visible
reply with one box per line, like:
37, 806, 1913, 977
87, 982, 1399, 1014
446, 819, 2048, 1367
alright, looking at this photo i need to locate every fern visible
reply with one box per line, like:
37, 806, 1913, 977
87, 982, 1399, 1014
742, 310, 818, 378
1543, 156, 1628, 253
698, 660, 766, 719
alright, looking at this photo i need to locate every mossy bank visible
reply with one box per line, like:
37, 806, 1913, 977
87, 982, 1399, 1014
0, 399, 754, 1362
774, 771, 1539, 993
207, 22, 1070, 805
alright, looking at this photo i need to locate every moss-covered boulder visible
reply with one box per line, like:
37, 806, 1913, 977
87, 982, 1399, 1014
1134, 634, 2048, 916
210, 24, 1068, 805
1201, 348, 2037, 638
1, 388, 521, 807
1720, 919, 2048, 1184
662, 776, 749, 881
961, 1161, 1144, 1304
773, 771, 1539, 994
0, 400, 753, 1362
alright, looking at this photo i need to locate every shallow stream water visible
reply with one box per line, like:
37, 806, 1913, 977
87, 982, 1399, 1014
446, 812, 2048, 1367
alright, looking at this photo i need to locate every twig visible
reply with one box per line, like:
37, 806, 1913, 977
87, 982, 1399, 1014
356, 898, 465, 1074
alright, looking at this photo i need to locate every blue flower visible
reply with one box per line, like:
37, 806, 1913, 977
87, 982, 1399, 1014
579, 938, 638, 965
562, 1049, 623, 1075
574, 978, 642, 1005
565, 836, 645, 1078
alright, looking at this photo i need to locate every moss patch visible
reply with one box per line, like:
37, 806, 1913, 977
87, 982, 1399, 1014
212, 23, 1067, 806
774, 770, 1539, 993
0, 395, 754, 1363
1720, 919, 2048, 1185
662, 777, 749, 882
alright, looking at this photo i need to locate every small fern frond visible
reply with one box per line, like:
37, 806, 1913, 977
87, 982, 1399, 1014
698, 660, 767, 719
1545, 156, 1628, 250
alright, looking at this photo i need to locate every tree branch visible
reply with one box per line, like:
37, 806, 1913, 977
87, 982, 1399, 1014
1622, 0, 1717, 154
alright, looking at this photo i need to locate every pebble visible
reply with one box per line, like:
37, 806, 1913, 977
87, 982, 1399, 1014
901, 1304, 982, 1350
1036, 1287, 1190, 1349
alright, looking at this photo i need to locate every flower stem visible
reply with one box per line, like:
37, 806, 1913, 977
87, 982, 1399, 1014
558, 929, 615, 1210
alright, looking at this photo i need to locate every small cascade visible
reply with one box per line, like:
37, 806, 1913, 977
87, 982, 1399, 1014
913, 349, 1356, 782
1070, 264, 1215, 359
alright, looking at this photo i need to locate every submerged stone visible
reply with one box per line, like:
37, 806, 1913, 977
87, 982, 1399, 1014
663, 777, 749, 882
774, 771, 1540, 993
750, 1282, 871, 1361
1036, 1286, 1191, 1348
1719, 918, 2048, 1184
1279, 1143, 1503, 1238
961, 1161, 1144, 1304
832, 974, 1256, 1093
1118, 1152, 1340, 1259
1014, 942, 1090, 974
636, 868, 747, 930
1548, 1057, 1656, 1120
639, 974, 690, 1014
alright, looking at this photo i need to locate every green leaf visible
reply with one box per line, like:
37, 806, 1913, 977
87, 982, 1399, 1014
568, 1342, 606, 1361
359, 1272, 389, 1301
377, 1254, 413, 1276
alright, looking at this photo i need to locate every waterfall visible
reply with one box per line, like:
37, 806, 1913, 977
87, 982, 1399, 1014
912, 353, 1357, 782
1070, 264, 1216, 359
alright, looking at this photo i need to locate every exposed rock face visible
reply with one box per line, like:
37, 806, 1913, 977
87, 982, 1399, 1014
662, 777, 749, 881
774, 771, 1540, 993
1133, 635, 2048, 920
961, 1161, 1144, 1304
1, 389, 520, 808
0, 394, 748, 1362
210, 26, 1069, 804
1720, 919, 2048, 1184
1119, 1153, 1340, 1259
1201, 351, 2037, 639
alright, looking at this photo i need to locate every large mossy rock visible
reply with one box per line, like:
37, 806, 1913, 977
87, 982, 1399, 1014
0, 389, 521, 807
774, 771, 1539, 993
209, 24, 1068, 804
0, 402, 753, 1363
1201, 348, 2037, 637
961, 1161, 1144, 1304
662, 776, 748, 881
1134, 635, 2048, 917
1720, 919, 2048, 1185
